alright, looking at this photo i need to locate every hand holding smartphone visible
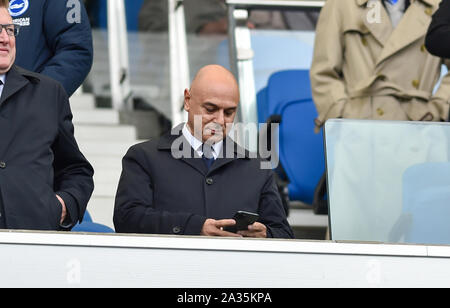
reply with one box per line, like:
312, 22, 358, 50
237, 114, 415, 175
223, 211, 260, 233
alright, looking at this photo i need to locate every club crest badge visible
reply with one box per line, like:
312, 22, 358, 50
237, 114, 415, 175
9, 0, 29, 18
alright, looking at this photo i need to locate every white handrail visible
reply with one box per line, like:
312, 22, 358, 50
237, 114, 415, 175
169, 0, 190, 126
226, 0, 324, 152
107, 0, 131, 110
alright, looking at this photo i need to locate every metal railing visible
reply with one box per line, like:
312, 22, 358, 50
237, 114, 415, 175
107, 0, 131, 110
107, 0, 189, 125
227, 0, 324, 151
168, 0, 190, 126
106, 0, 324, 131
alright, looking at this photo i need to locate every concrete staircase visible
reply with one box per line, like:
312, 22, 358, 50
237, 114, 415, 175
70, 93, 140, 230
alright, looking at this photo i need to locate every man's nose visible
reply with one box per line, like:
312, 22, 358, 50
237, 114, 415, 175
0, 27, 9, 42
215, 110, 225, 126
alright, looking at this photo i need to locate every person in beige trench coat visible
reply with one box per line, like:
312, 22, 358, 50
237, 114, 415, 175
311, 0, 450, 132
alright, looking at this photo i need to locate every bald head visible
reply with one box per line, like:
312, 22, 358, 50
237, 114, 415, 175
190, 65, 240, 101
184, 65, 240, 143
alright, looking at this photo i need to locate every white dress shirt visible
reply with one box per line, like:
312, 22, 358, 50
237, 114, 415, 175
182, 124, 223, 160
385, 0, 406, 28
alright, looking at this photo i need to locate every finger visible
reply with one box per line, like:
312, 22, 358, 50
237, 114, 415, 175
249, 222, 266, 232
215, 219, 236, 228
217, 229, 242, 237
237, 230, 251, 237
238, 230, 266, 238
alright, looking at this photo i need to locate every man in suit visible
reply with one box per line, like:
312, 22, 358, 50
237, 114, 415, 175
0, 0, 94, 230
114, 65, 293, 238
311, 0, 450, 132
426, 0, 450, 58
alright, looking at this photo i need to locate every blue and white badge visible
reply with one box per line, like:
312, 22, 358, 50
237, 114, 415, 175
386, 0, 399, 4
9, 0, 29, 18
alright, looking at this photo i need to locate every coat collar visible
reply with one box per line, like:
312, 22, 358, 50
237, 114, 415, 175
158, 123, 251, 175
0, 65, 41, 106
355, 0, 436, 65
356, 0, 434, 7
376, 0, 434, 65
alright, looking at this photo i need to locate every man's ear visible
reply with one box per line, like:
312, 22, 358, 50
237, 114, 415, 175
184, 89, 191, 111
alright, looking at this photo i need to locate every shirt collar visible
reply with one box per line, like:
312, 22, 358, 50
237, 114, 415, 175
182, 124, 223, 159
0, 74, 6, 85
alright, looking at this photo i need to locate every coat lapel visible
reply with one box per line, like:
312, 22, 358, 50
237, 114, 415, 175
208, 137, 250, 174
157, 125, 208, 176
376, 0, 433, 66
0, 66, 30, 108
157, 127, 250, 176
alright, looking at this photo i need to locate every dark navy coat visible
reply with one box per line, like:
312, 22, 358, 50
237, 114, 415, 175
114, 126, 294, 239
0, 66, 94, 230
11, 0, 93, 96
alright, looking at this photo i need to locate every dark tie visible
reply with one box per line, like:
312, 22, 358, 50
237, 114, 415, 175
202, 144, 215, 169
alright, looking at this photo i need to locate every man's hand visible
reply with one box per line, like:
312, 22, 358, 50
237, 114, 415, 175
238, 222, 267, 238
56, 194, 67, 225
200, 218, 242, 237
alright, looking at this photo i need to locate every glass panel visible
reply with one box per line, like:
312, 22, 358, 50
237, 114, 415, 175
248, 9, 319, 96
325, 119, 450, 245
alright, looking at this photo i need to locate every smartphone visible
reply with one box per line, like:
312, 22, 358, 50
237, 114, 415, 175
224, 211, 260, 233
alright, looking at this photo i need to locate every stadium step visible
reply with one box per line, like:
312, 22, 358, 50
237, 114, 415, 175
78, 140, 143, 157
71, 93, 140, 230
75, 124, 137, 142
73, 109, 120, 125
70, 93, 96, 110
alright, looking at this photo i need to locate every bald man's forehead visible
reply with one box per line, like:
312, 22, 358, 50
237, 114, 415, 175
191, 79, 239, 102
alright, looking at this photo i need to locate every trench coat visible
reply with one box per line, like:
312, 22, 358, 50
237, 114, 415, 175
311, 0, 450, 129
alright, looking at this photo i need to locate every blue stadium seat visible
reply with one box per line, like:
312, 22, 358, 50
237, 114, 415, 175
395, 162, 450, 245
72, 211, 115, 233
261, 70, 325, 204
256, 87, 269, 124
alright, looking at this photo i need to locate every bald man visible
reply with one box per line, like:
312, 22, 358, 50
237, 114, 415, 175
114, 65, 293, 238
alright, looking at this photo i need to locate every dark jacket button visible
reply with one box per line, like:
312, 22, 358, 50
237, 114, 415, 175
173, 226, 182, 234
206, 178, 214, 185
0, 162, 6, 169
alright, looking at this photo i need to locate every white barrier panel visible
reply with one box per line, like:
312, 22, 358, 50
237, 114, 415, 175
0, 231, 449, 288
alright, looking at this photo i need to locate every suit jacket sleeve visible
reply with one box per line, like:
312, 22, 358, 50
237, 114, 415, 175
426, 0, 450, 58
310, 0, 348, 128
52, 85, 94, 228
114, 145, 207, 235
41, 0, 93, 96
259, 170, 294, 239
